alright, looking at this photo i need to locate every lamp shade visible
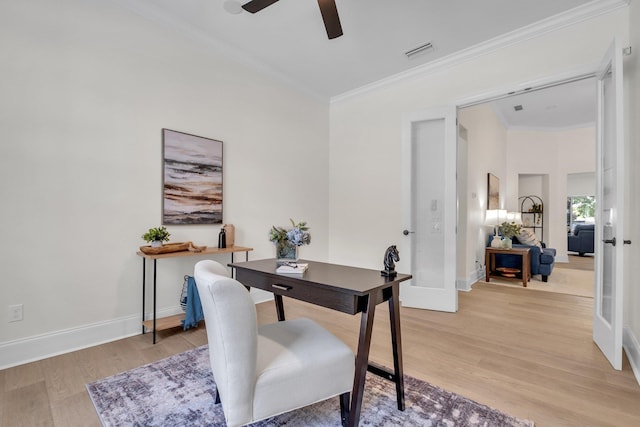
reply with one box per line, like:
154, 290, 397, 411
506, 211, 523, 225
484, 209, 507, 226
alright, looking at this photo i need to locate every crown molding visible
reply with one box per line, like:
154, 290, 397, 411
331, 0, 629, 104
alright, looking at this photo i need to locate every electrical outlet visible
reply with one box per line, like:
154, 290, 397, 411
8, 304, 23, 322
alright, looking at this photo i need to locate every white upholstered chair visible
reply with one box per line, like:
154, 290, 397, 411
194, 260, 355, 427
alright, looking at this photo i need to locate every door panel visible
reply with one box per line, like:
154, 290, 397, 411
401, 107, 457, 312
593, 39, 624, 370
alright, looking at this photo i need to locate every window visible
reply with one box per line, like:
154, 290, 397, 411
567, 195, 595, 232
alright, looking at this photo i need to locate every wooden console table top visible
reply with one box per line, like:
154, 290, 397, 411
136, 245, 253, 260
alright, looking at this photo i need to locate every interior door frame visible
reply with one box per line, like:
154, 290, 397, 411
453, 63, 622, 365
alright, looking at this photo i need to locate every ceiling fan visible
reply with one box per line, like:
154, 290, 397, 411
241, 0, 343, 39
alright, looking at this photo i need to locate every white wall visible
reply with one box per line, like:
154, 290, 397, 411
0, 0, 330, 367
457, 105, 595, 280
567, 172, 596, 196
506, 127, 596, 261
457, 104, 508, 285
2, 0, 638, 377
329, 8, 628, 272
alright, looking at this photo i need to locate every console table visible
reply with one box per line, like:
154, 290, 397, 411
229, 258, 412, 427
485, 247, 531, 287
136, 245, 253, 343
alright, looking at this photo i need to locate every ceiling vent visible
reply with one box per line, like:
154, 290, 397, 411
514, 105, 523, 111
405, 42, 433, 58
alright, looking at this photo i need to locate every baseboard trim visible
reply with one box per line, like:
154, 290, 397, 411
0, 306, 183, 370
456, 279, 471, 292
457, 268, 485, 292
623, 325, 640, 385
0, 297, 278, 370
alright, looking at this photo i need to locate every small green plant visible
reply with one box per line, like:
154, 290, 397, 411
142, 226, 171, 243
499, 221, 522, 239
530, 203, 543, 213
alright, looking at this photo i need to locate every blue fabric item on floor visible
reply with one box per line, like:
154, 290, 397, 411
182, 275, 204, 330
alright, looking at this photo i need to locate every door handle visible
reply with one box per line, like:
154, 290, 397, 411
603, 237, 616, 246
403, 230, 415, 235
624, 239, 632, 245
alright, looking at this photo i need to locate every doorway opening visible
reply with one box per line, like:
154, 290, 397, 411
456, 76, 597, 299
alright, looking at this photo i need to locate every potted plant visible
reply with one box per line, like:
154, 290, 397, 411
529, 203, 543, 213
142, 226, 171, 247
269, 219, 311, 263
499, 221, 522, 249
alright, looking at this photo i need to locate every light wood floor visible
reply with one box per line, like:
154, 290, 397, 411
557, 254, 595, 271
1, 283, 639, 427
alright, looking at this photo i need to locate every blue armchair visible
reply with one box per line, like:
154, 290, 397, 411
568, 224, 594, 256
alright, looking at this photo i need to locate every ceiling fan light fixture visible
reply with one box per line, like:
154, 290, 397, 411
241, 0, 342, 39
405, 42, 433, 58
223, 0, 244, 15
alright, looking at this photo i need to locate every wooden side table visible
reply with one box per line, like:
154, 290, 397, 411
485, 247, 531, 287
136, 245, 253, 343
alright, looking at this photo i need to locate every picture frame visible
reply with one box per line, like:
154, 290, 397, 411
487, 173, 499, 210
162, 129, 223, 225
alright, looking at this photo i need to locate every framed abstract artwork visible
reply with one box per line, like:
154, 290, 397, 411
487, 173, 499, 210
162, 129, 223, 225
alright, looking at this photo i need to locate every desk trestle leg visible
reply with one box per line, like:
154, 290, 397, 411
349, 295, 376, 427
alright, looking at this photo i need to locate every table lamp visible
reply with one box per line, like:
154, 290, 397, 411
506, 211, 523, 225
485, 209, 506, 248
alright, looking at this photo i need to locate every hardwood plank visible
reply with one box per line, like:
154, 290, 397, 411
50, 391, 101, 427
2, 360, 44, 392
1, 381, 54, 427
0, 283, 639, 426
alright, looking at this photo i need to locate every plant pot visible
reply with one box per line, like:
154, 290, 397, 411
501, 237, 512, 249
151, 240, 163, 248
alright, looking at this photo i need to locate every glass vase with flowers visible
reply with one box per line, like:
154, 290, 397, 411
499, 221, 522, 249
269, 219, 311, 264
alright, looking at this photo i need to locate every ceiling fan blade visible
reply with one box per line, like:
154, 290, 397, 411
317, 0, 343, 39
242, 0, 280, 14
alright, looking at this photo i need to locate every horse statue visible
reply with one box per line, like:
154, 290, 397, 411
381, 245, 400, 278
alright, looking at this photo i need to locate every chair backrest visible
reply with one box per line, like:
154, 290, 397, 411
194, 260, 257, 426
196, 259, 230, 277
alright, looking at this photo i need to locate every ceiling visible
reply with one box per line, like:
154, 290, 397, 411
111, 0, 610, 129
490, 77, 596, 130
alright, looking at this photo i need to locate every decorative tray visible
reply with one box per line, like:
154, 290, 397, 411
496, 267, 520, 274
139, 241, 206, 255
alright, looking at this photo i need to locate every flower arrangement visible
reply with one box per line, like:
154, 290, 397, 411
269, 219, 311, 260
499, 221, 522, 239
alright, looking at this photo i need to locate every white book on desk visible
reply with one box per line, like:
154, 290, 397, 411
276, 263, 308, 274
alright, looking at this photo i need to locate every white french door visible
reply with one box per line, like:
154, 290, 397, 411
400, 107, 457, 312
593, 39, 625, 370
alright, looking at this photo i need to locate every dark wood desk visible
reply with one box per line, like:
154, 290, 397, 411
229, 258, 412, 427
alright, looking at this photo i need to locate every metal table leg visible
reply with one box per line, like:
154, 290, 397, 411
153, 259, 157, 344
142, 258, 146, 334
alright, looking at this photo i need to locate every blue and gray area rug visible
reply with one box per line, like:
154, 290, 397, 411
86, 345, 533, 426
